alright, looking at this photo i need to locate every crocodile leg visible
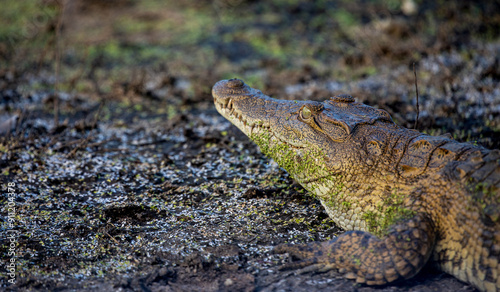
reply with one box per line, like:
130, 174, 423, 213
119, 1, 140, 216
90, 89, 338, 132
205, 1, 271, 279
274, 213, 436, 285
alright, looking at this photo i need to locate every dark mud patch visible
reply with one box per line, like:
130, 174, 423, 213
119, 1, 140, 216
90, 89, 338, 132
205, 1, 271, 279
104, 205, 168, 224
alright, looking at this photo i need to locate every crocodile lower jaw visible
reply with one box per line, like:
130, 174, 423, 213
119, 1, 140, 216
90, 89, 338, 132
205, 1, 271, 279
214, 99, 271, 136
215, 100, 310, 151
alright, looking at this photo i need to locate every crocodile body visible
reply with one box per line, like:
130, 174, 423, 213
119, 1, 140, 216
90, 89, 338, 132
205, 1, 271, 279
212, 79, 500, 292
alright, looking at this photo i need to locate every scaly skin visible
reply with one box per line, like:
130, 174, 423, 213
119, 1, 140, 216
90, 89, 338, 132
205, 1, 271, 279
212, 79, 500, 292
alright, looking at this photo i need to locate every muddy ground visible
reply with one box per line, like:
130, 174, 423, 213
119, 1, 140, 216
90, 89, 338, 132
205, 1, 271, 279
1, 0, 500, 291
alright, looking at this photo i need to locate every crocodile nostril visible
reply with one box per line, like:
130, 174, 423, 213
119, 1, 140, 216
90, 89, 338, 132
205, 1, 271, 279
227, 79, 244, 88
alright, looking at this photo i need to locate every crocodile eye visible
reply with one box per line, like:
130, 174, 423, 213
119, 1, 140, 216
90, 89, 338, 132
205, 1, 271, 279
301, 106, 312, 119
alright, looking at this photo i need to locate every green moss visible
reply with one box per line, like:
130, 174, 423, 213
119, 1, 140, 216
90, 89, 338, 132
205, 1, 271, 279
248, 31, 288, 61
242, 73, 266, 92
466, 179, 500, 222
250, 131, 331, 190
352, 256, 361, 266
331, 9, 359, 31
0, 1, 57, 43
341, 201, 351, 210
362, 190, 416, 237
323, 182, 350, 211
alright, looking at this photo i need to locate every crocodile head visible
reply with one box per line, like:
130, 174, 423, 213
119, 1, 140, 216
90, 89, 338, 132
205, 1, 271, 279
212, 78, 394, 186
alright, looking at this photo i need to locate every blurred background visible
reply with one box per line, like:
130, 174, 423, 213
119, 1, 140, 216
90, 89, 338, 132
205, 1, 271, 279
2, 1, 500, 138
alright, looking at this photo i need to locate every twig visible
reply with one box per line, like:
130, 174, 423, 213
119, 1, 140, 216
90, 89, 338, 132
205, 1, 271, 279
64, 103, 105, 157
86, 137, 118, 149
53, 137, 84, 150
94, 148, 131, 154
54, 0, 66, 128
105, 230, 121, 246
91, 102, 104, 129
88, 52, 105, 97
66, 133, 95, 159
413, 62, 420, 129
40, 132, 66, 154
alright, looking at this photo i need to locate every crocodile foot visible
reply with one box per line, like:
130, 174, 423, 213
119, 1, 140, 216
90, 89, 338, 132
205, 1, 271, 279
273, 213, 436, 285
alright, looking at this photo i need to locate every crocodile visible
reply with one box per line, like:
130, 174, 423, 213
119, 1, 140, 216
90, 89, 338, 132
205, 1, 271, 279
212, 78, 500, 292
